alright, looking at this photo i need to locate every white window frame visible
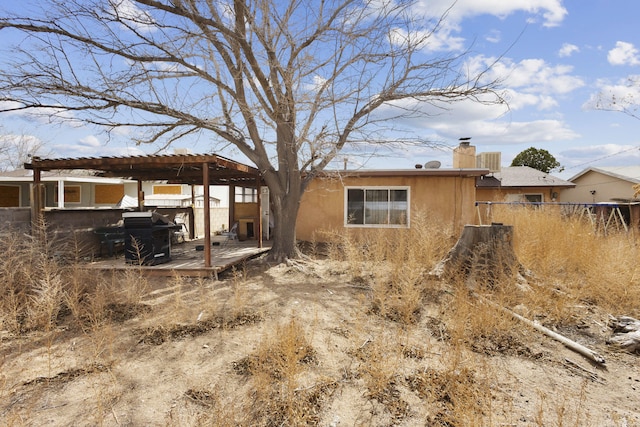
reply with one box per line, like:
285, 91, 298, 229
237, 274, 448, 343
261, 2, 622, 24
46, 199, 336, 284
344, 186, 410, 228
235, 186, 258, 203
54, 184, 81, 205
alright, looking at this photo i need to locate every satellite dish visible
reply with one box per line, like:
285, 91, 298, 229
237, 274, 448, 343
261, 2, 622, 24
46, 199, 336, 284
424, 160, 441, 169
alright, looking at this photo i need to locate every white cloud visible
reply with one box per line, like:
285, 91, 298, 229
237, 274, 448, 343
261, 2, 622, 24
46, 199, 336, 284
466, 56, 584, 113
412, 0, 567, 28
485, 30, 501, 44
608, 41, 640, 66
583, 75, 640, 112
562, 144, 638, 159
559, 144, 640, 170
54, 140, 146, 157
0, 101, 25, 116
373, 94, 579, 146
428, 112, 579, 144
0, 103, 81, 127
304, 75, 328, 93
108, 0, 156, 33
558, 43, 579, 58
401, 0, 567, 52
391, 25, 465, 52
78, 135, 102, 148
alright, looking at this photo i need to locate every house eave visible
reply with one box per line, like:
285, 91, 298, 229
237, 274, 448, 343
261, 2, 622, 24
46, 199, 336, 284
317, 168, 490, 178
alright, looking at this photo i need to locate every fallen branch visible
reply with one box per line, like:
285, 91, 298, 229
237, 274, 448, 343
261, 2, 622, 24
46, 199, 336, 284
562, 358, 605, 384
478, 295, 606, 365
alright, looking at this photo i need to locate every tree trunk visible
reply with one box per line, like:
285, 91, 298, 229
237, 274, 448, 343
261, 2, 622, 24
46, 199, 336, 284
266, 179, 303, 262
431, 223, 521, 287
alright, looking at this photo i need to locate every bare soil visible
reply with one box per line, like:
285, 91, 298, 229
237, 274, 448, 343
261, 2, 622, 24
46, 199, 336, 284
1, 258, 639, 426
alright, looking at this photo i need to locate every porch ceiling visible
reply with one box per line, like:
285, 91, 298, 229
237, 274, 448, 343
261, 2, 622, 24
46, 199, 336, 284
24, 153, 261, 186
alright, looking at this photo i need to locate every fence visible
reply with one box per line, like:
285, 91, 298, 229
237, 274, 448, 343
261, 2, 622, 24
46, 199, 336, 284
475, 201, 640, 235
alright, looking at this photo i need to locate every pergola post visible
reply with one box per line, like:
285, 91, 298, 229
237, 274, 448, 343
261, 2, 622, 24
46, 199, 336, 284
256, 174, 263, 248
57, 179, 65, 208
30, 168, 44, 235
203, 162, 212, 268
137, 180, 144, 211
228, 183, 235, 232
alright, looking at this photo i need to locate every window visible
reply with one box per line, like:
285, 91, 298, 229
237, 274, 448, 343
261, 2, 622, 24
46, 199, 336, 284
0, 185, 20, 207
54, 185, 81, 204
95, 184, 125, 204
153, 184, 182, 195
345, 187, 409, 227
524, 194, 543, 203
235, 187, 257, 203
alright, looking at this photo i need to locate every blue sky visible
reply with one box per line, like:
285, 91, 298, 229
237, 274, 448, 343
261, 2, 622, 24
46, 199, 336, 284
1, 0, 640, 179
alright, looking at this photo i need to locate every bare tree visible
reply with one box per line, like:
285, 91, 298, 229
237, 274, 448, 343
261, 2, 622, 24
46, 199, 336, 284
592, 77, 640, 200
0, 0, 502, 261
591, 75, 640, 120
0, 128, 54, 171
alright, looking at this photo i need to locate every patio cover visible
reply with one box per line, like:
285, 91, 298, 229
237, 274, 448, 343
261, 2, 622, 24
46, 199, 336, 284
24, 153, 263, 267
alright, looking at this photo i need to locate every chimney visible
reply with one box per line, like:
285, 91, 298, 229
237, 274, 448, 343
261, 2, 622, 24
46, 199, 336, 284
453, 137, 476, 168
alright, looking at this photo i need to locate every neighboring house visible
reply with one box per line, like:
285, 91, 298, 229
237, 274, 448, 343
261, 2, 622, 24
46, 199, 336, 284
449, 139, 574, 203
0, 171, 228, 210
475, 166, 575, 203
296, 168, 487, 241
0, 167, 267, 241
0, 169, 138, 208
561, 166, 640, 203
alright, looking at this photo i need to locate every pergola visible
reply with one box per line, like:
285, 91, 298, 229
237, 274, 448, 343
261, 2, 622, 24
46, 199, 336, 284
25, 153, 264, 267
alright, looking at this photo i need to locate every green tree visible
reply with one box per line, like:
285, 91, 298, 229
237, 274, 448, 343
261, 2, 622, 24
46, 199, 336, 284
510, 147, 562, 174
0, 0, 502, 261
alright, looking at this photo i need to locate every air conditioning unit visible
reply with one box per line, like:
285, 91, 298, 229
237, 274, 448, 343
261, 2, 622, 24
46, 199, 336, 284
476, 152, 502, 173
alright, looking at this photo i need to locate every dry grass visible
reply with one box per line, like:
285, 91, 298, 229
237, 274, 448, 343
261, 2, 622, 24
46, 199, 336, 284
1, 209, 639, 426
488, 205, 640, 318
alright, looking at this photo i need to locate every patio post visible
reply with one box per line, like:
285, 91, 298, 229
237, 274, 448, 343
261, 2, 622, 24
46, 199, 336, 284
30, 167, 45, 235
203, 162, 212, 268
256, 173, 262, 248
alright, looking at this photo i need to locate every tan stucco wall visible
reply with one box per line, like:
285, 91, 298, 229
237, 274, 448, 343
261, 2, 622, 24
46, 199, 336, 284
561, 172, 637, 203
296, 174, 477, 241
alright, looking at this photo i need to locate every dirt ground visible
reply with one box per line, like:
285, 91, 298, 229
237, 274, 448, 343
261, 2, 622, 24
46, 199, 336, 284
1, 257, 639, 426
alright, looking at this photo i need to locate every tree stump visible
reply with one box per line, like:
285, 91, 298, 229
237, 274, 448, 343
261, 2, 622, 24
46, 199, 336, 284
608, 316, 640, 353
431, 223, 521, 287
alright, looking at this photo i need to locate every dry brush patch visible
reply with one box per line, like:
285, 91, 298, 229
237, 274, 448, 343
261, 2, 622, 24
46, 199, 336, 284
228, 317, 336, 426
2, 210, 640, 426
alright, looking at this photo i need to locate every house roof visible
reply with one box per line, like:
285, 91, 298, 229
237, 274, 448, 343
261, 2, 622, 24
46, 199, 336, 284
568, 166, 640, 184
319, 168, 490, 178
24, 153, 260, 186
0, 168, 134, 184
476, 166, 575, 188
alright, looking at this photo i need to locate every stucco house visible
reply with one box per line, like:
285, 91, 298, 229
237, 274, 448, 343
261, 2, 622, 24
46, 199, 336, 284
561, 166, 640, 203
0, 168, 138, 208
296, 140, 581, 241
296, 167, 487, 242
475, 166, 575, 203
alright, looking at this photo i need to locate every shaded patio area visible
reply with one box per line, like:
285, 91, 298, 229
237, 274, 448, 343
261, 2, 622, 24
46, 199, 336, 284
82, 238, 271, 278
25, 153, 267, 273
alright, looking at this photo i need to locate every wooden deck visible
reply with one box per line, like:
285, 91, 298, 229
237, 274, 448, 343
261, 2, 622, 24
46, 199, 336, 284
82, 238, 271, 278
